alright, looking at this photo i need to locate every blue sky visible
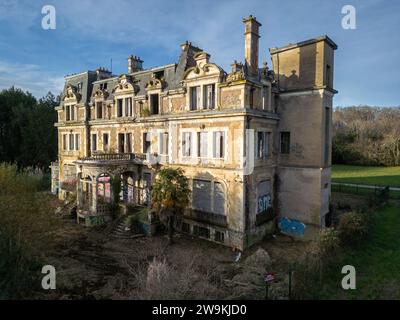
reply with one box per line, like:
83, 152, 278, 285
0, 0, 399, 106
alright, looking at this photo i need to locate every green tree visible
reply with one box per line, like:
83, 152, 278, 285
151, 168, 191, 244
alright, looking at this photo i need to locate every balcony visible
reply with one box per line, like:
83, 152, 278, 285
185, 209, 227, 227
77, 152, 148, 165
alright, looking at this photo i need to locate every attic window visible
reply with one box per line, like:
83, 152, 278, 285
150, 94, 159, 115
100, 83, 107, 90
77, 82, 83, 93
154, 70, 164, 79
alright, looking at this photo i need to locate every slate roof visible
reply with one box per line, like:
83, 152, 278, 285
61, 43, 204, 105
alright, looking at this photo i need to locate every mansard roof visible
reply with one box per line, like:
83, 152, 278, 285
61, 42, 207, 105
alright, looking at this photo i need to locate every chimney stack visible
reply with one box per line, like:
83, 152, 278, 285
128, 55, 143, 73
243, 15, 261, 76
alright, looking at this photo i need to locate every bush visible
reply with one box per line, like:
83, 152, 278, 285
338, 211, 368, 245
316, 228, 341, 259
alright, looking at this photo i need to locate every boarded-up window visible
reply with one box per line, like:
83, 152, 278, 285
192, 179, 212, 212
213, 182, 225, 215
257, 180, 271, 214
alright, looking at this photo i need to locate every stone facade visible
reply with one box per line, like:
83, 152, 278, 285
52, 15, 337, 250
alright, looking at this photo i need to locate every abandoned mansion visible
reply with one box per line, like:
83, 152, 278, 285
51, 16, 337, 250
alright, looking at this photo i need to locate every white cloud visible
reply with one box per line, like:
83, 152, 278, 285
0, 60, 64, 98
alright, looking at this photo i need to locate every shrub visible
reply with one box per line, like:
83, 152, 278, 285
338, 211, 368, 245
316, 228, 341, 259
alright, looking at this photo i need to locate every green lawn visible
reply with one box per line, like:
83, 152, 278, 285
332, 165, 400, 187
320, 204, 400, 299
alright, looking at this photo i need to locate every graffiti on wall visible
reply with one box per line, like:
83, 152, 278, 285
278, 217, 305, 237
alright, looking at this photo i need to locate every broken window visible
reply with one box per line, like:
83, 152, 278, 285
91, 133, 97, 152
257, 131, 270, 159
197, 132, 208, 158
182, 132, 192, 157
280, 131, 290, 154
100, 82, 107, 91
203, 84, 215, 109
159, 132, 168, 155
213, 131, 225, 158
192, 180, 225, 215
192, 179, 212, 213
117, 99, 123, 117
103, 133, 109, 152
214, 231, 225, 243
190, 86, 201, 110
96, 102, 103, 119
150, 94, 159, 115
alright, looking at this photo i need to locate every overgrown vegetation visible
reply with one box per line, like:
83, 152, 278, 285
0, 163, 60, 299
151, 168, 191, 244
333, 106, 400, 166
0, 87, 58, 170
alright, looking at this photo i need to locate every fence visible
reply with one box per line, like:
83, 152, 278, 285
332, 182, 400, 200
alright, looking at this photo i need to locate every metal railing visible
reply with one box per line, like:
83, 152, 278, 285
79, 153, 147, 162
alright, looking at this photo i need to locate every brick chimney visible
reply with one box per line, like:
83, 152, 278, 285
243, 15, 262, 76
128, 55, 143, 73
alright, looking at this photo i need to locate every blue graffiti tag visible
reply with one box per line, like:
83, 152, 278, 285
278, 217, 305, 237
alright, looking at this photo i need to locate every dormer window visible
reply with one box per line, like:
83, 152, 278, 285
203, 84, 215, 109
65, 104, 75, 121
96, 102, 103, 119
100, 82, 107, 91
125, 97, 133, 117
150, 94, 159, 115
77, 82, 83, 93
190, 86, 201, 110
117, 99, 123, 117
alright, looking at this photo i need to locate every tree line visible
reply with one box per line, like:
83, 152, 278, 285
0, 87, 58, 170
333, 106, 400, 166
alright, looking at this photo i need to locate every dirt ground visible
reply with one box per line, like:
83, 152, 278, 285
33, 214, 311, 300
